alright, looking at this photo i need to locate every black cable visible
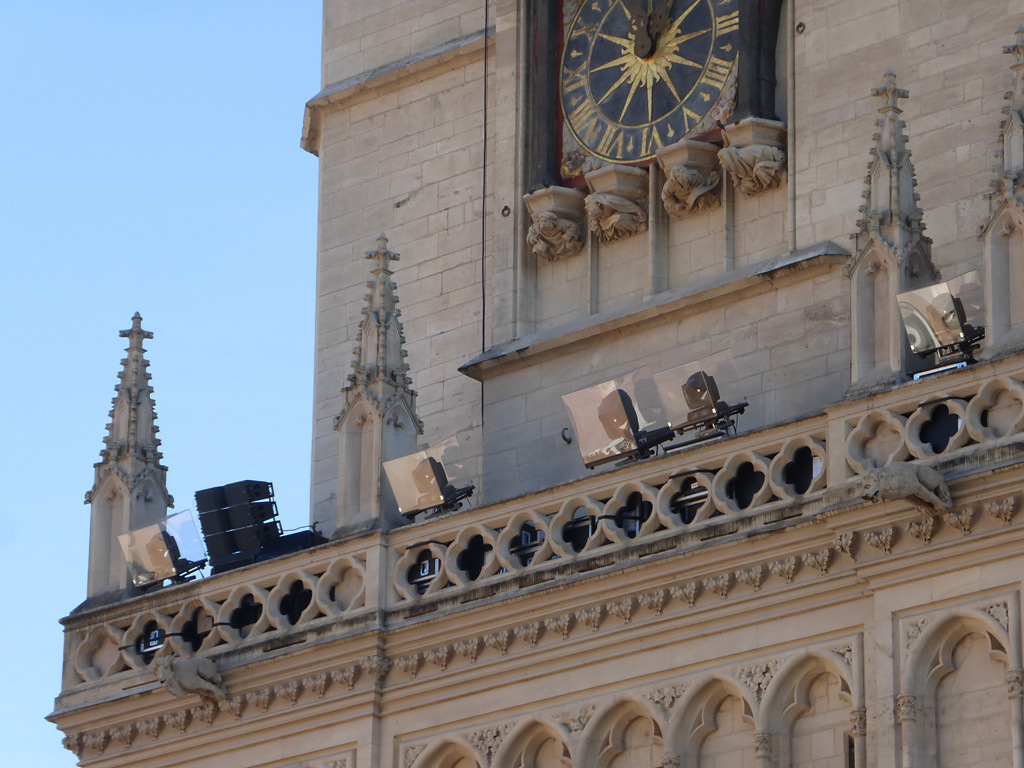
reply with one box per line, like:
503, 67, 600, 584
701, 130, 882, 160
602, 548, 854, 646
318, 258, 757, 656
480, 0, 489, 357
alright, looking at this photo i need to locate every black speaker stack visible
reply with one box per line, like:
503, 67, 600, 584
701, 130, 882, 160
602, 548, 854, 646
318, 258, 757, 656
195, 480, 283, 573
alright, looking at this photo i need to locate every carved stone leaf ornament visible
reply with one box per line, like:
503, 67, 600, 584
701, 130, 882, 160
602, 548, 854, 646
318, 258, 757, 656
639, 589, 667, 615
576, 606, 603, 631
769, 557, 797, 583
276, 681, 301, 704
426, 646, 453, 670
671, 581, 700, 607
140, 717, 163, 739
362, 652, 392, 681
514, 622, 541, 646
906, 516, 934, 544
484, 630, 511, 655
735, 564, 764, 591
704, 573, 732, 599
398, 653, 422, 678
467, 724, 514, 764
865, 527, 895, 555
986, 602, 1010, 632
802, 548, 832, 575
84, 731, 110, 754
307, 672, 329, 697
62, 732, 84, 757
403, 744, 427, 768
645, 683, 687, 713
832, 644, 854, 668
113, 723, 135, 748
987, 497, 1017, 525
223, 696, 245, 719
560, 704, 596, 733
246, 688, 273, 712
904, 618, 929, 650
168, 710, 191, 733
736, 660, 782, 700
332, 665, 359, 689
545, 614, 574, 640
944, 507, 974, 536
191, 700, 218, 725
455, 638, 481, 662
608, 597, 635, 623
834, 531, 856, 560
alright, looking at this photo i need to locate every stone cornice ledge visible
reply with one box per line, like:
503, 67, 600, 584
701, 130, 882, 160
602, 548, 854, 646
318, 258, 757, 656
460, 241, 849, 380
301, 28, 492, 156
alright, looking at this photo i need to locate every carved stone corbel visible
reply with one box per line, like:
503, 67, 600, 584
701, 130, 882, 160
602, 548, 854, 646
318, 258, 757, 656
656, 140, 721, 218
718, 118, 787, 196
584, 164, 649, 242
523, 186, 587, 261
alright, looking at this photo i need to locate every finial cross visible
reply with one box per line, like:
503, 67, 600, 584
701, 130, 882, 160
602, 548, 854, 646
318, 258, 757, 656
366, 233, 400, 273
872, 69, 909, 114
119, 311, 153, 348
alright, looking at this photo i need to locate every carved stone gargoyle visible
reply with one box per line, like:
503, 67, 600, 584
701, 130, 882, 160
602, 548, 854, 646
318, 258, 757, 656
718, 117, 787, 196
155, 656, 227, 700
584, 164, 649, 243
858, 461, 953, 514
656, 139, 721, 218
523, 186, 587, 261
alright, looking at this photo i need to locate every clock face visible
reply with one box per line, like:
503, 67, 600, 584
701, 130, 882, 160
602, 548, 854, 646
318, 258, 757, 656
560, 0, 739, 165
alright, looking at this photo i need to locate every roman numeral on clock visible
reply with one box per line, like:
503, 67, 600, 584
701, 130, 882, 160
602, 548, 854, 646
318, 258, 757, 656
704, 56, 732, 89
569, 99, 604, 144
717, 10, 739, 35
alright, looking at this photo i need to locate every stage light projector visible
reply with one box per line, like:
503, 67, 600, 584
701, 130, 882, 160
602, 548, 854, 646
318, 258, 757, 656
898, 271, 984, 378
118, 510, 207, 589
384, 436, 475, 518
563, 353, 748, 469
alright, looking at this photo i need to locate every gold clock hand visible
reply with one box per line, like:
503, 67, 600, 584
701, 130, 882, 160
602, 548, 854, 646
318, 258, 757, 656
623, 0, 655, 58
649, 0, 673, 41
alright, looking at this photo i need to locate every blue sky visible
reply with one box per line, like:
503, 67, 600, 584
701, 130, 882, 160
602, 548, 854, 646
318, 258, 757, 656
0, 4, 323, 763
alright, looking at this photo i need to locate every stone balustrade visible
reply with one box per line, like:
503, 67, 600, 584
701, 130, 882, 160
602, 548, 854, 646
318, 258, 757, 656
62, 354, 1024, 691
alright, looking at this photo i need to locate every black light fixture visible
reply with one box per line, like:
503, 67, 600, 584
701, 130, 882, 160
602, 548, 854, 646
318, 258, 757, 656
898, 271, 985, 379
384, 437, 475, 518
118, 510, 207, 589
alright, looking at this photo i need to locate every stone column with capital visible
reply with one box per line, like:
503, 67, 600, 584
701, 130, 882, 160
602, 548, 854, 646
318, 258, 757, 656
896, 693, 917, 768
753, 731, 772, 767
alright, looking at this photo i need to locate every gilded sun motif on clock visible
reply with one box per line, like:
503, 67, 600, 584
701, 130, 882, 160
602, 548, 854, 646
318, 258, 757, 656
560, 0, 739, 164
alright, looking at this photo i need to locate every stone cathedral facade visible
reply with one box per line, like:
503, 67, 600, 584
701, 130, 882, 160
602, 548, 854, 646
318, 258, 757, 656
52, 3, 1024, 768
